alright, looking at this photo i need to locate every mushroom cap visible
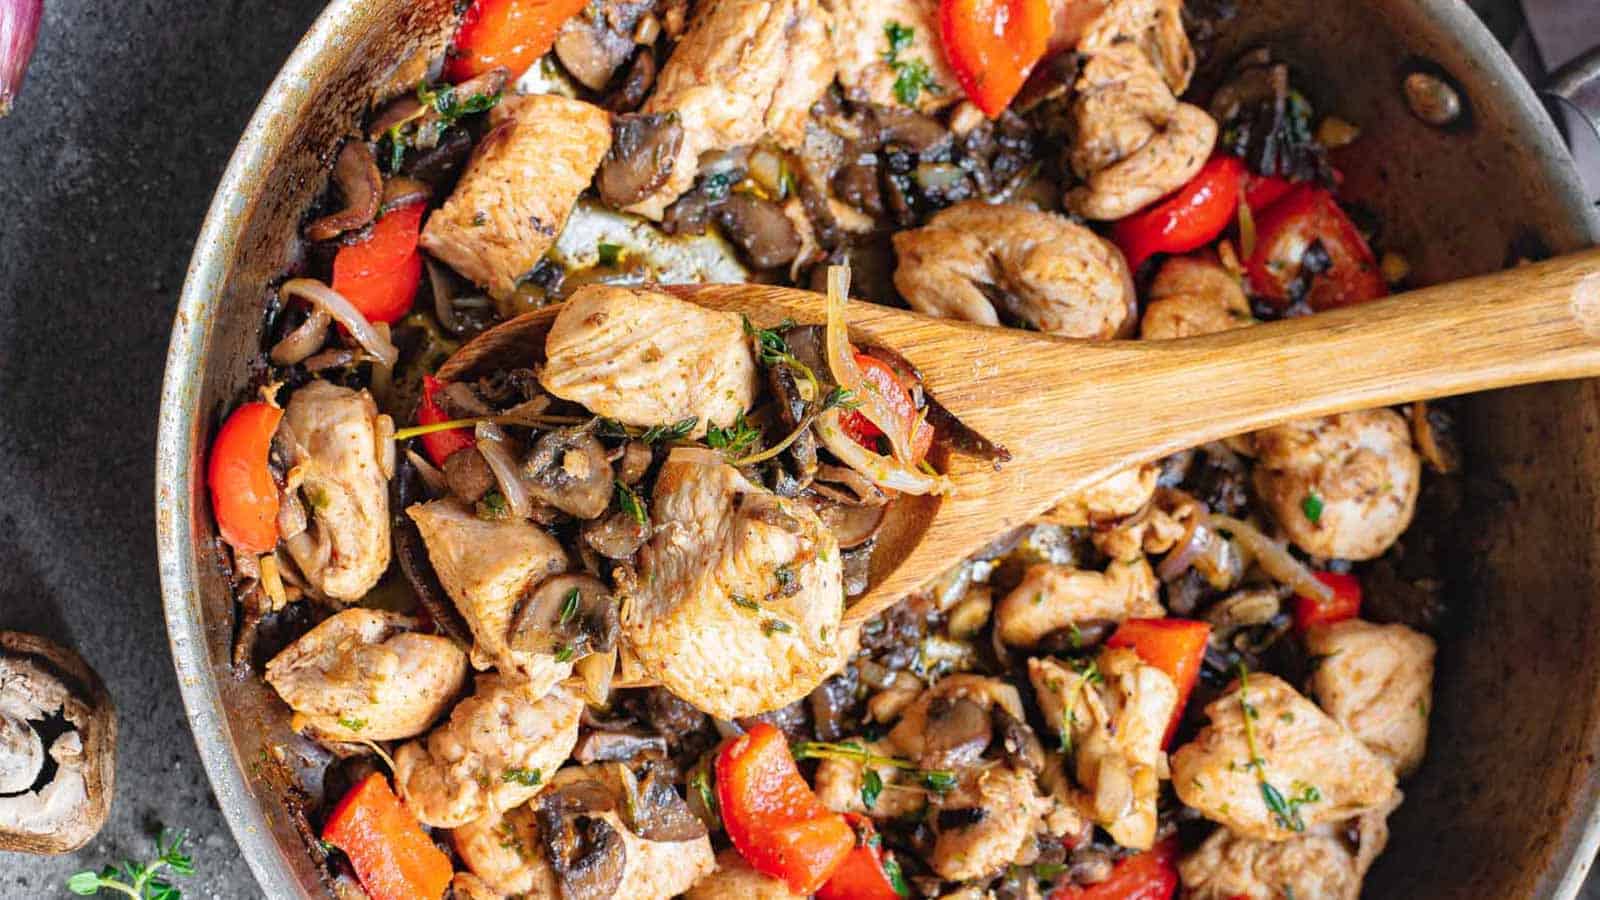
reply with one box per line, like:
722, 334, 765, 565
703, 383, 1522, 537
0, 631, 117, 855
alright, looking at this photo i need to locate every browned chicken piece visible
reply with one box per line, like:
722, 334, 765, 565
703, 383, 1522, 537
1141, 254, 1255, 339
1252, 410, 1422, 560
929, 764, 1050, 881
1065, 43, 1216, 220
827, 0, 959, 111
1092, 486, 1206, 562
1172, 673, 1397, 841
1307, 620, 1436, 776
685, 848, 808, 900
888, 675, 1028, 771
626, 0, 835, 219
420, 94, 611, 300
395, 675, 581, 828
541, 285, 759, 439
622, 457, 848, 719
276, 380, 393, 602
995, 559, 1162, 648
812, 737, 927, 821
1041, 463, 1159, 526
447, 873, 502, 900
264, 609, 467, 743
892, 201, 1137, 338
452, 802, 559, 898
1180, 790, 1402, 900
407, 499, 574, 695
1078, 0, 1194, 94
1030, 649, 1176, 849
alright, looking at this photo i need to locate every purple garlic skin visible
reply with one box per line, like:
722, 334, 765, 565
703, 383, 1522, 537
0, 0, 43, 117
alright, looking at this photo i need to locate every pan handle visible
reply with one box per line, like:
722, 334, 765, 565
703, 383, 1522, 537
1544, 45, 1600, 141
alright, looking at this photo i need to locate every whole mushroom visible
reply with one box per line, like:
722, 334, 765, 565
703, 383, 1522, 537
0, 632, 116, 855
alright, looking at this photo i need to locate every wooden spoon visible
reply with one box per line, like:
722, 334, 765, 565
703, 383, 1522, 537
441, 249, 1600, 629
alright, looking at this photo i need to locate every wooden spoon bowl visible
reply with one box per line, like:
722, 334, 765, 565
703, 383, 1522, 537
441, 249, 1600, 628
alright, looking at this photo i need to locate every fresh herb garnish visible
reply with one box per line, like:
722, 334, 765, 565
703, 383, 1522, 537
689, 766, 721, 829
730, 593, 760, 611
882, 22, 941, 106
337, 716, 368, 732
882, 853, 912, 897
1301, 491, 1324, 523
921, 770, 957, 792
614, 479, 648, 525
416, 80, 502, 124
596, 242, 624, 267
774, 565, 795, 591
706, 412, 762, 457
559, 587, 581, 625
554, 644, 576, 663
68, 829, 195, 900
1236, 663, 1318, 833
638, 416, 698, 444
502, 767, 542, 787
861, 768, 884, 810
477, 490, 509, 521
762, 619, 793, 636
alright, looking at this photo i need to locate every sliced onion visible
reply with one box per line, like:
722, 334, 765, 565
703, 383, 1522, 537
270, 307, 332, 366
576, 646, 616, 706
815, 409, 948, 495
405, 448, 450, 496
280, 278, 399, 368
1209, 514, 1332, 602
427, 260, 460, 334
258, 553, 288, 611
823, 266, 916, 463
1155, 513, 1205, 582
475, 422, 533, 518
497, 396, 553, 427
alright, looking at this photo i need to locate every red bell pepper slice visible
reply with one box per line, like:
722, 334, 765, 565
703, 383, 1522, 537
939, 0, 1052, 117
1245, 184, 1387, 311
1294, 571, 1362, 632
1112, 156, 1246, 271
716, 722, 855, 895
416, 375, 476, 467
208, 401, 284, 554
840, 352, 934, 465
1049, 836, 1179, 900
816, 816, 907, 900
331, 201, 426, 325
1242, 172, 1295, 213
1106, 618, 1210, 748
322, 773, 453, 900
446, 0, 591, 82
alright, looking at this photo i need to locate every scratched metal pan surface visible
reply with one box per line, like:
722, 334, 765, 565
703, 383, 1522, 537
155, 0, 1600, 896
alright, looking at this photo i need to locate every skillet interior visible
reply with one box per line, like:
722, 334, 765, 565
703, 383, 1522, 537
155, 0, 1600, 895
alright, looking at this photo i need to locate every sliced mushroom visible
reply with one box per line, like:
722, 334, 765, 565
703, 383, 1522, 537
921, 696, 992, 771
509, 573, 619, 660
623, 763, 708, 842
523, 427, 615, 518
583, 510, 650, 559
597, 113, 685, 209
556, 10, 637, 91
0, 632, 116, 855
811, 499, 887, 549
443, 446, 496, 503
991, 704, 1044, 774
715, 194, 802, 269
614, 440, 654, 485
304, 141, 382, 242
572, 730, 670, 764
538, 781, 628, 900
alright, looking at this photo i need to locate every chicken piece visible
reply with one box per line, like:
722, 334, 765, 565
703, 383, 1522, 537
1171, 673, 1397, 841
264, 609, 467, 743
685, 848, 808, 900
1092, 486, 1204, 562
420, 94, 611, 300
448, 873, 503, 900
1141, 254, 1255, 339
1065, 45, 1216, 221
892, 201, 1136, 338
888, 675, 1026, 770
539, 765, 717, 900
1040, 463, 1158, 526
622, 458, 848, 719
1307, 620, 1435, 776
540, 285, 758, 439
452, 803, 559, 898
1180, 789, 1402, 900
930, 764, 1048, 881
276, 380, 392, 602
827, 0, 960, 112
1078, 0, 1194, 94
408, 499, 574, 694
1251, 410, 1422, 560
626, 0, 835, 218
1029, 649, 1175, 849
812, 737, 926, 820
394, 675, 582, 828
995, 558, 1161, 648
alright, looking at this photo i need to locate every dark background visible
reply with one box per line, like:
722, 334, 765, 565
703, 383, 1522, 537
0, 0, 1591, 897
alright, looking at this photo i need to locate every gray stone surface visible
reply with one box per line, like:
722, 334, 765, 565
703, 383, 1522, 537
0, 0, 1594, 898
0, 1, 324, 896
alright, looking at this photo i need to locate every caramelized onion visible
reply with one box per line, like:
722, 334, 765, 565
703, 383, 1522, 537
815, 409, 947, 495
823, 266, 917, 463
279, 278, 398, 368
270, 307, 333, 366
1209, 514, 1332, 602
475, 422, 533, 518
